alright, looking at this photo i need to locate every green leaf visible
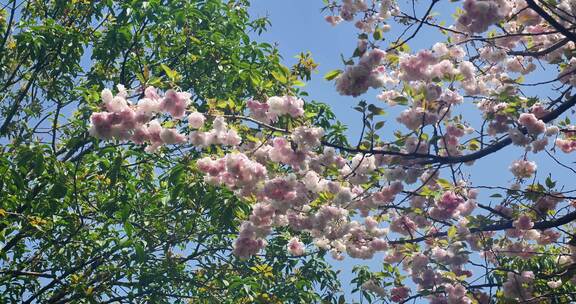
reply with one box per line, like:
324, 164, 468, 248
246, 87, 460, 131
447, 225, 457, 240
292, 80, 306, 87
50, 183, 68, 199
175, 11, 186, 27
271, 70, 287, 83
373, 28, 383, 40
419, 186, 433, 197
436, 178, 452, 189
134, 242, 146, 262
468, 139, 480, 151
392, 96, 408, 105
324, 69, 342, 81
546, 176, 556, 189
367, 104, 386, 115
160, 63, 178, 81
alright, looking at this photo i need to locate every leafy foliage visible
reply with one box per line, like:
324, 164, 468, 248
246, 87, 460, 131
0, 1, 342, 302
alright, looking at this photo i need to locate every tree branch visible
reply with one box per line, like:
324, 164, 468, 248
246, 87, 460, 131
526, 0, 576, 43
389, 209, 576, 245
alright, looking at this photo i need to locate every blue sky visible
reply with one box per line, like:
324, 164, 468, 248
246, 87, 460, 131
247, 1, 575, 301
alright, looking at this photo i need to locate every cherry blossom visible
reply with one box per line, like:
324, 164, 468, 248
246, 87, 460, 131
86, 0, 576, 302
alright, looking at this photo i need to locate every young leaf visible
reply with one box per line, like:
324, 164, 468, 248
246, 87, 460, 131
160, 63, 178, 81
324, 69, 342, 81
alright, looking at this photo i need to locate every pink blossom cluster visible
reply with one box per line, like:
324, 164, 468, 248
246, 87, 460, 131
267, 96, 305, 118
518, 113, 546, 135
246, 99, 274, 123
556, 127, 576, 153
351, 181, 404, 215
444, 283, 472, 304
324, 0, 398, 32
201, 147, 400, 261
197, 153, 267, 190
189, 116, 241, 147
263, 176, 302, 203
91, 84, 311, 153
477, 100, 511, 136
509, 159, 537, 179
499, 224, 562, 261
267, 137, 308, 169
335, 49, 388, 96
557, 0, 576, 23
506, 56, 537, 75
287, 237, 305, 256
402, 137, 429, 155
398, 50, 438, 82
515, 1, 541, 26
187, 112, 205, 129
457, 0, 511, 33
529, 228, 558, 244
292, 126, 325, 150
524, 24, 574, 62
390, 286, 410, 302
494, 240, 536, 259
338, 0, 369, 22
328, 220, 389, 259
390, 242, 485, 302
89, 86, 191, 152
502, 271, 534, 300
560, 58, 576, 86
246, 96, 305, 124
397, 47, 466, 83
219, 168, 342, 258
396, 108, 439, 130
547, 279, 563, 289
440, 125, 470, 157
530, 103, 550, 119
535, 194, 564, 215
377, 90, 403, 105
440, 89, 464, 105
430, 191, 475, 220
233, 221, 269, 258
389, 216, 417, 236
556, 138, 576, 153
504, 109, 561, 154
220, 157, 410, 262
430, 242, 470, 268
159, 89, 191, 118
513, 214, 534, 230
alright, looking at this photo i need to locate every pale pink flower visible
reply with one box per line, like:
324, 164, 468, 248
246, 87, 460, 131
187, 112, 205, 129
513, 214, 534, 230
287, 237, 305, 256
